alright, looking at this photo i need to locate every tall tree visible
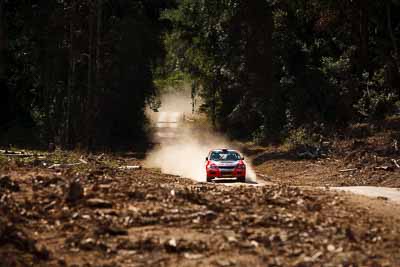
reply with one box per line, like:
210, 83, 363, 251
0, 0, 9, 128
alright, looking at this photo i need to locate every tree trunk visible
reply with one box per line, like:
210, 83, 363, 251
191, 80, 197, 114
86, 1, 95, 150
386, 2, 400, 91
243, 1, 274, 135
211, 88, 216, 129
244, 1, 273, 98
95, 0, 102, 86
90, 0, 102, 148
359, 0, 369, 71
387, 2, 398, 58
0, 0, 9, 129
66, 2, 76, 147
0, 0, 5, 81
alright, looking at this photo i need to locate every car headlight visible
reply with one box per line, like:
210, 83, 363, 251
208, 164, 218, 169
236, 164, 246, 169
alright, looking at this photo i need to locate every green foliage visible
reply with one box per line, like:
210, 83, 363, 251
162, 0, 273, 136
285, 127, 322, 152
3, 0, 400, 147
154, 71, 190, 92
353, 68, 399, 121
1, 0, 171, 149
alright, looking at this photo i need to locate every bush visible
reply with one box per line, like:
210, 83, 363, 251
354, 70, 398, 120
252, 125, 265, 144
284, 126, 330, 158
285, 127, 320, 149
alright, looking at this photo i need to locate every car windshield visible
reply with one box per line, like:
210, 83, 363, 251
210, 151, 241, 161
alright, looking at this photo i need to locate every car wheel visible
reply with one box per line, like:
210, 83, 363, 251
207, 176, 213, 182
238, 176, 246, 183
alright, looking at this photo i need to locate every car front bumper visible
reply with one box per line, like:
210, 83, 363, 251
207, 169, 246, 178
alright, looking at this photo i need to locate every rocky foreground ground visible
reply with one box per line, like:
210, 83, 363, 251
1, 152, 400, 267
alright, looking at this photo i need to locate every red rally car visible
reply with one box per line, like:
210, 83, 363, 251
205, 149, 246, 183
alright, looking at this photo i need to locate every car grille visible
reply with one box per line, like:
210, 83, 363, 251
219, 166, 235, 171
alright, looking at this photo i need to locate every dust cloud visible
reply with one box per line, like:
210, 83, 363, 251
145, 89, 257, 183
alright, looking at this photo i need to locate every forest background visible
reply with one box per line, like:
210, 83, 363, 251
1, 0, 400, 150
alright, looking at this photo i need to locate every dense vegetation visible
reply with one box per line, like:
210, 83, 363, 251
162, 0, 400, 142
1, 0, 400, 149
0, 0, 171, 149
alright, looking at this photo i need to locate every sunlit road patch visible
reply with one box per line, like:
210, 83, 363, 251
331, 186, 400, 203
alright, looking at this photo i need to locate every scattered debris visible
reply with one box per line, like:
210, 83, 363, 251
96, 225, 128, 236
118, 165, 142, 170
0, 150, 34, 157
391, 159, 400, 169
0, 218, 50, 262
0, 176, 20, 192
48, 163, 82, 169
339, 168, 357, 173
86, 198, 113, 208
374, 166, 394, 171
183, 253, 204, 260
1, 150, 400, 266
79, 158, 88, 164
215, 259, 235, 267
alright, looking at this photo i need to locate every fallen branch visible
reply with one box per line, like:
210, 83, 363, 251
48, 163, 82, 169
391, 159, 400, 169
79, 158, 88, 164
374, 166, 394, 171
118, 165, 142, 170
2, 153, 34, 158
339, 168, 357, 172
1, 150, 35, 157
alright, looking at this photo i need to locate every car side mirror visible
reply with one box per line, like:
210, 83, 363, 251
205, 157, 208, 161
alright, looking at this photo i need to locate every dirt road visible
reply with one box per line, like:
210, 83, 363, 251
332, 186, 400, 202
1, 152, 400, 267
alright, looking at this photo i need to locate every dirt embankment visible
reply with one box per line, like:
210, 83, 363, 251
1, 152, 400, 266
248, 117, 400, 188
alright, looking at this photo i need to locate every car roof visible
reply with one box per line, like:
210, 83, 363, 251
210, 149, 238, 153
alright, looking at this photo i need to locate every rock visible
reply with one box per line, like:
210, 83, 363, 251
165, 238, 178, 252
345, 227, 357, 242
327, 244, 335, 252
226, 236, 237, 243
80, 238, 96, 250
86, 198, 113, 208
215, 259, 234, 266
118, 237, 159, 251
168, 238, 177, 248
0, 176, 20, 192
183, 252, 204, 260
96, 225, 128, 236
66, 181, 84, 203
58, 258, 67, 266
